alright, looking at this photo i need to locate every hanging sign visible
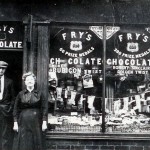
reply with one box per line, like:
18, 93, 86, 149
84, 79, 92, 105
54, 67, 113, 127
0, 22, 23, 50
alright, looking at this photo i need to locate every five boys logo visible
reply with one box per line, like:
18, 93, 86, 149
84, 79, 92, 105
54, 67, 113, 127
70, 41, 82, 51
0, 23, 23, 50
127, 42, 139, 53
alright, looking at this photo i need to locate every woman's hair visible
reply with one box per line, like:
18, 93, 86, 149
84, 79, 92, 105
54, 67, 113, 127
22, 72, 36, 81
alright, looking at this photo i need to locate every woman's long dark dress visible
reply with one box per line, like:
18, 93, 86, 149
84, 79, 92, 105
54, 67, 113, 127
13, 89, 48, 150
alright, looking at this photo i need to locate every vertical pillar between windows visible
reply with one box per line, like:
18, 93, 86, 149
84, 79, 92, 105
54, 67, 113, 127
102, 25, 106, 133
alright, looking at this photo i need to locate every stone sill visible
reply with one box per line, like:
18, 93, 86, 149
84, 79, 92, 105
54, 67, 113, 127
46, 132, 150, 140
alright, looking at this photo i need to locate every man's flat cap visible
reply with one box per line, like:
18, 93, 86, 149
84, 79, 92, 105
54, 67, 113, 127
0, 61, 8, 68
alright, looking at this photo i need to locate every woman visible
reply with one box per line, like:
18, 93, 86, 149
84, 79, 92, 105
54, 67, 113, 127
13, 72, 48, 150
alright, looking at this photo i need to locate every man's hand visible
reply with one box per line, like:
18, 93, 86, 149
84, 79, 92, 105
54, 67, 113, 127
42, 121, 47, 131
13, 122, 18, 132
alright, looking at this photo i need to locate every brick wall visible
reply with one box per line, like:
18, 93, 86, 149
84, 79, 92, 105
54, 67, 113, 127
46, 139, 150, 150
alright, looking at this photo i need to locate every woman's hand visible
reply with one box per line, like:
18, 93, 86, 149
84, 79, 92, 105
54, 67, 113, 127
42, 121, 47, 131
13, 122, 19, 132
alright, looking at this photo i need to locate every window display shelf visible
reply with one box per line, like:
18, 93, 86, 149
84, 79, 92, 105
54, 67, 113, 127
48, 124, 101, 133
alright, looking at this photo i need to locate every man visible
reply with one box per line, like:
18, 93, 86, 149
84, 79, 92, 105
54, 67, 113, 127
0, 61, 15, 150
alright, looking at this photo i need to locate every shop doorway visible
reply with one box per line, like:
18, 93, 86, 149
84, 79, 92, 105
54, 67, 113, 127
0, 51, 23, 96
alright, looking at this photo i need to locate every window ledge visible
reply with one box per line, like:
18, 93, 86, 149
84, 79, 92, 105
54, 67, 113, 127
46, 132, 150, 140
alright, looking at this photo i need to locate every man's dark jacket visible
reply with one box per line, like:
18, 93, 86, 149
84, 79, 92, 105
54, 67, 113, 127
0, 76, 15, 116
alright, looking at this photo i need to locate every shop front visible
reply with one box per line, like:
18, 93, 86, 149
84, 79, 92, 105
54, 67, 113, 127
1, 0, 150, 149
2, 19, 150, 149
42, 22, 150, 139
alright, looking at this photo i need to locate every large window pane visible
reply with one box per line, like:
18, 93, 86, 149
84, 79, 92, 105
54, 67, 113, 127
48, 25, 103, 133
106, 25, 150, 133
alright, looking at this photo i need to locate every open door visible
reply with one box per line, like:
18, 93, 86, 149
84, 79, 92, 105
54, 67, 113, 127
0, 51, 23, 95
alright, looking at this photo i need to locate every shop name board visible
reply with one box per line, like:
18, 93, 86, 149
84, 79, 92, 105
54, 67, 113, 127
0, 41, 22, 49
0, 24, 23, 49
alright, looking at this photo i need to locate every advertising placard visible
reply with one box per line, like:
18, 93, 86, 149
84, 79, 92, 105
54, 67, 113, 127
49, 26, 103, 76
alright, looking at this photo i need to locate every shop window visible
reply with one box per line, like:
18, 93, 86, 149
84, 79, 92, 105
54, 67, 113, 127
48, 24, 103, 133
105, 24, 150, 133
48, 23, 150, 134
